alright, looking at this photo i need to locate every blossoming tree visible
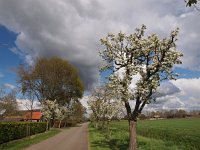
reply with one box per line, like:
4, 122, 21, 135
88, 85, 124, 129
54, 106, 68, 128
41, 100, 68, 129
99, 25, 183, 150
41, 100, 57, 130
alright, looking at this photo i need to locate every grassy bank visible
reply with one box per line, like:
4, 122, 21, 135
89, 118, 200, 150
0, 128, 61, 150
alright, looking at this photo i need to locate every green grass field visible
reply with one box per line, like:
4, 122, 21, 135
89, 118, 200, 150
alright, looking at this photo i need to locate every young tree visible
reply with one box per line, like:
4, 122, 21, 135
68, 101, 86, 125
41, 100, 58, 130
99, 25, 183, 150
88, 88, 104, 128
54, 106, 68, 128
18, 57, 84, 106
41, 99, 69, 129
0, 88, 19, 116
19, 91, 36, 122
88, 85, 124, 129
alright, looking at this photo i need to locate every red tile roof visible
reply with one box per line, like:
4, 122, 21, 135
24, 112, 42, 120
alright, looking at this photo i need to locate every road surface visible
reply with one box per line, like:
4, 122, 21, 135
25, 123, 89, 150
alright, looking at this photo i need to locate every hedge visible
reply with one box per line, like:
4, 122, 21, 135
0, 122, 46, 144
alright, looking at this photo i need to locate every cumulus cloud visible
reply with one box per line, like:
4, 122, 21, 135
145, 78, 200, 111
170, 78, 200, 110
171, 78, 200, 97
153, 82, 181, 98
83, 78, 200, 113
0, 0, 199, 89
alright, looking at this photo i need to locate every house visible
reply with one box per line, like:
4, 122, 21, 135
24, 109, 42, 122
2, 116, 24, 122
0, 109, 42, 122
0, 110, 24, 122
153, 115, 160, 119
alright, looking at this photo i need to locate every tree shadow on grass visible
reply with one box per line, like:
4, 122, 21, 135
91, 138, 128, 150
109, 138, 128, 150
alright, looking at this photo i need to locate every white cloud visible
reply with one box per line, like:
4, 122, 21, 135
17, 99, 41, 110
0, 0, 199, 89
170, 78, 200, 110
80, 95, 89, 109
145, 78, 200, 111
81, 78, 200, 112
171, 78, 200, 97
3, 83, 16, 90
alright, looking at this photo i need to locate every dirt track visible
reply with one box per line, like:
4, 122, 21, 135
25, 123, 89, 150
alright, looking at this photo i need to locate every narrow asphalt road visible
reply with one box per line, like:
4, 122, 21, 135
25, 123, 89, 150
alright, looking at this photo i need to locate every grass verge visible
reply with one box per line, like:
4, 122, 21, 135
0, 128, 61, 150
89, 118, 200, 150
89, 125, 181, 150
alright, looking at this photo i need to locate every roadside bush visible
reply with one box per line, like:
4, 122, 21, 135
0, 122, 46, 144
30, 122, 46, 135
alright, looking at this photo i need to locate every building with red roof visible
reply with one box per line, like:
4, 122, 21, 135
24, 110, 42, 122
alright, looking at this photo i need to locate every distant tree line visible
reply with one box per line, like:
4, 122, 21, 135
138, 109, 200, 120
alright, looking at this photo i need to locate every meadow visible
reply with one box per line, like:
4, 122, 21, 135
89, 118, 200, 150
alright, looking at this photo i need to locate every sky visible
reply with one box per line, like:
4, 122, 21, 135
0, 0, 200, 111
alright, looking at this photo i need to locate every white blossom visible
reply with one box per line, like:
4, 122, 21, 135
99, 25, 183, 120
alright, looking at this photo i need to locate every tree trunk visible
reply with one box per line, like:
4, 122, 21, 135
95, 120, 98, 128
53, 121, 57, 128
30, 110, 33, 122
46, 121, 49, 131
129, 121, 137, 150
59, 120, 61, 128
64, 119, 67, 127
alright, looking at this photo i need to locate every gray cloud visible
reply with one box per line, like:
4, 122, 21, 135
145, 78, 200, 111
82, 77, 200, 111
0, 0, 200, 90
153, 82, 181, 99
145, 95, 185, 111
